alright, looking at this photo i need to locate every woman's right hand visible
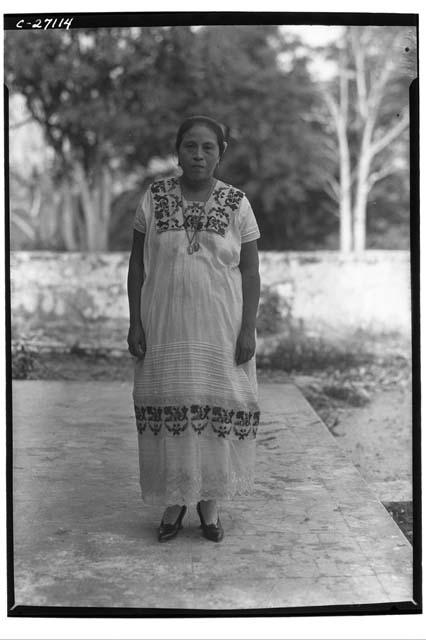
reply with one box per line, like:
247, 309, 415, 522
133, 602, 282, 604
127, 323, 146, 359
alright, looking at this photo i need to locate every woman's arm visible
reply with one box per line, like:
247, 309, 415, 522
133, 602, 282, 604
127, 229, 146, 358
236, 239, 261, 365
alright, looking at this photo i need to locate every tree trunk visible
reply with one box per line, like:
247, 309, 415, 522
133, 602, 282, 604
36, 172, 57, 247
74, 161, 111, 251
28, 181, 42, 246
353, 148, 371, 252
337, 43, 352, 253
61, 180, 78, 251
99, 166, 112, 250
40, 192, 60, 248
353, 116, 374, 252
338, 124, 352, 253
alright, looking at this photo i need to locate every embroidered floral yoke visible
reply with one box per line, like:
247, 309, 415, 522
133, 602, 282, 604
132, 177, 261, 505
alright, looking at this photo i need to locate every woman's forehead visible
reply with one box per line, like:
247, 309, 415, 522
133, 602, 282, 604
181, 124, 218, 143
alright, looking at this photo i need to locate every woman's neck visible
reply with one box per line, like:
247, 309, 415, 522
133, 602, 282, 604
180, 175, 215, 194
179, 175, 217, 201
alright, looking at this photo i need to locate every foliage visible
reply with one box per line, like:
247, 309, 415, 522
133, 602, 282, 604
367, 169, 410, 249
109, 188, 142, 251
12, 343, 36, 379
5, 25, 414, 251
189, 26, 333, 250
258, 335, 374, 372
6, 28, 179, 169
256, 287, 286, 336
5, 27, 200, 249
257, 322, 411, 379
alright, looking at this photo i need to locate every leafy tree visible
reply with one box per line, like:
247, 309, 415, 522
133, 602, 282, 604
5, 26, 197, 250
183, 26, 333, 250
8, 24, 413, 252
6, 25, 334, 251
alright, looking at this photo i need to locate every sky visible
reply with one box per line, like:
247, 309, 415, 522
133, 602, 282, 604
281, 25, 344, 80
282, 24, 344, 46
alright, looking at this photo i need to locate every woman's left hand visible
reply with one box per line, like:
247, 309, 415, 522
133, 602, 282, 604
235, 327, 256, 365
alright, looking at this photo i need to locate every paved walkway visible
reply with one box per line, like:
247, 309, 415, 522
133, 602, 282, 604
12, 381, 413, 609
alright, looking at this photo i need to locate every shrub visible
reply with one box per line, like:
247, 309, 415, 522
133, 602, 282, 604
12, 343, 36, 379
257, 333, 376, 373
256, 287, 285, 336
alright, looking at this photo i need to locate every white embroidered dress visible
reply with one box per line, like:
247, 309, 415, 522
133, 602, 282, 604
132, 176, 261, 505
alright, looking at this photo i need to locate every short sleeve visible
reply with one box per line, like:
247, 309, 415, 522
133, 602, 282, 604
239, 196, 260, 243
133, 189, 150, 234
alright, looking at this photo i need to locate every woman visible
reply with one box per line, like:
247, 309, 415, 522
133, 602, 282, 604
127, 115, 261, 543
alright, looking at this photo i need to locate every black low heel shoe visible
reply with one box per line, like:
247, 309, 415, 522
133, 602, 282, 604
196, 501, 224, 542
158, 505, 187, 542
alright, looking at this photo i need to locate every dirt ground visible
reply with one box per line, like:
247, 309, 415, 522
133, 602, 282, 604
11, 349, 414, 543
311, 384, 413, 545
292, 378, 412, 492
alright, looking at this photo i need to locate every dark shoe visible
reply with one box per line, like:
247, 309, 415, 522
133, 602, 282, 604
196, 501, 224, 542
158, 505, 187, 542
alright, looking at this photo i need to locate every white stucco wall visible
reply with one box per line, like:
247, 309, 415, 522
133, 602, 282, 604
10, 250, 412, 351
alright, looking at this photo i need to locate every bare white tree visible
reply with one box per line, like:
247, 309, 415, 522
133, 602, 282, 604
322, 45, 353, 252
318, 26, 414, 252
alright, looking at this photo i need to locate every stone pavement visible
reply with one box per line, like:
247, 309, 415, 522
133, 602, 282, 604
11, 381, 413, 609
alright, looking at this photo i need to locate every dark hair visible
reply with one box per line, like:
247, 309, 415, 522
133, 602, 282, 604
175, 115, 227, 158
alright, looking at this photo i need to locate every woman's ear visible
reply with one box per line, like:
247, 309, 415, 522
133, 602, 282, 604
219, 141, 228, 163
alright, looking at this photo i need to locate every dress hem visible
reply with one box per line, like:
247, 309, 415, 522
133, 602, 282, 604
139, 488, 256, 506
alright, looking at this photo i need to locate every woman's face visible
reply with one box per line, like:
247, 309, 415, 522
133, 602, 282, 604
178, 124, 221, 183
